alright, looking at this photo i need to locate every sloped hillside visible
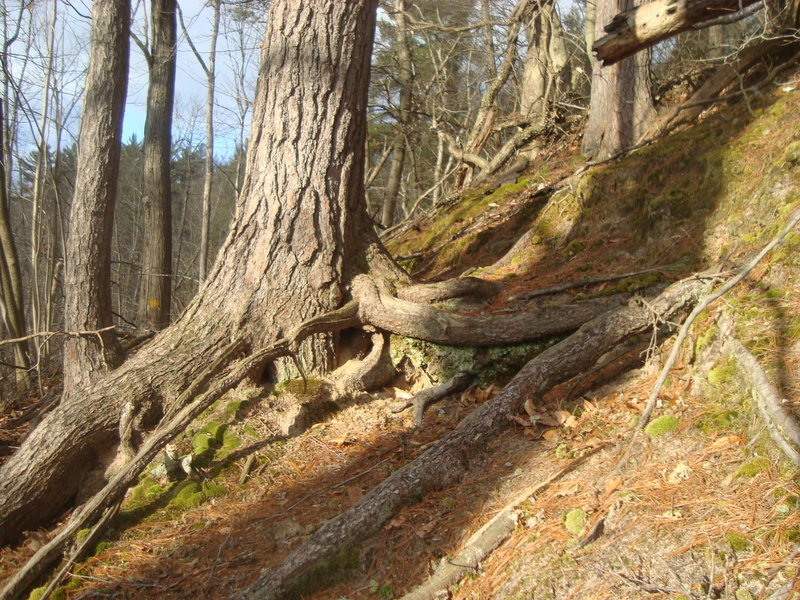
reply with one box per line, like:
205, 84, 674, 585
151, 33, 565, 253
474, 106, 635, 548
4, 81, 800, 600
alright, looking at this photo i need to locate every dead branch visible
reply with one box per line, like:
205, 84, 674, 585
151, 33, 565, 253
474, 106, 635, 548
691, 0, 765, 29
399, 445, 608, 600
639, 208, 800, 428
0, 326, 115, 348
237, 274, 704, 600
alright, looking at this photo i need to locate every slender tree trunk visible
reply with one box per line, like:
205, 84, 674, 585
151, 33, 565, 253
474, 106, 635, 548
0, 0, 388, 545
138, 0, 176, 330
62, 0, 129, 396
581, 0, 654, 159
481, 0, 497, 80
29, 0, 57, 366
198, 0, 220, 282
0, 101, 29, 381
381, 0, 413, 228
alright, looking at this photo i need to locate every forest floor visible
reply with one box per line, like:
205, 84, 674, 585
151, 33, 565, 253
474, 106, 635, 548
2, 77, 800, 600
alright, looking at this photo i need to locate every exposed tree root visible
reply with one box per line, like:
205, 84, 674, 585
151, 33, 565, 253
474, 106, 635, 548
396, 277, 499, 304
392, 372, 473, 427
353, 275, 616, 346
724, 325, 800, 466
398, 445, 607, 600
509, 268, 662, 301
236, 274, 705, 600
0, 301, 381, 600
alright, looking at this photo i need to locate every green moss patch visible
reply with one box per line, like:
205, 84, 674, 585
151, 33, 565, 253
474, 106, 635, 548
168, 480, 227, 510
564, 509, 587, 535
735, 456, 770, 478
708, 361, 736, 388
724, 532, 750, 552
695, 409, 739, 433
645, 415, 680, 438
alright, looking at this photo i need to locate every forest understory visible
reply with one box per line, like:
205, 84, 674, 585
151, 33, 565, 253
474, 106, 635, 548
2, 57, 800, 600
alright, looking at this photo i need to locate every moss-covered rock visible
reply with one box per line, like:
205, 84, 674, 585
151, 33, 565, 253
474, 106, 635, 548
168, 480, 227, 510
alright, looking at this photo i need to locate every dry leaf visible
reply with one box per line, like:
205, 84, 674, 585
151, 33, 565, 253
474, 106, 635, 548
509, 414, 531, 427
524, 398, 538, 418
603, 476, 623, 496
542, 428, 559, 440
416, 519, 437, 538
330, 437, 354, 446
556, 481, 580, 497
393, 387, 413, 400
553, 410, 578, 428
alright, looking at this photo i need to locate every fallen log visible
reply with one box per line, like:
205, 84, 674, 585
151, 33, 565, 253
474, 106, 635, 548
236, 273, 707, 600
593, 0, 763, 65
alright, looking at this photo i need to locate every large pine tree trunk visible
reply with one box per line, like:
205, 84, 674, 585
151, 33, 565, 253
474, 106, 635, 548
138, 0, 177, 331
581, 0, 655, 159
0, 0, 384, 546
62, 0, 129, 396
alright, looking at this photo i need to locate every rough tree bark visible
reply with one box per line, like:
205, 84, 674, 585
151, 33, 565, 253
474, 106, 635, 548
62, 0, 129, 397
519, 0, 570, 123
138, 0, 177, 331
0, 0, 388, 546
582, 0, 655, 159
0, 102, 29, 381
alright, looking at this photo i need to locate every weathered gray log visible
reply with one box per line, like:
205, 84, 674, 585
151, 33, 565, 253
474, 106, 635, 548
236, 274, 705, 600
593, 0, 762, 65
